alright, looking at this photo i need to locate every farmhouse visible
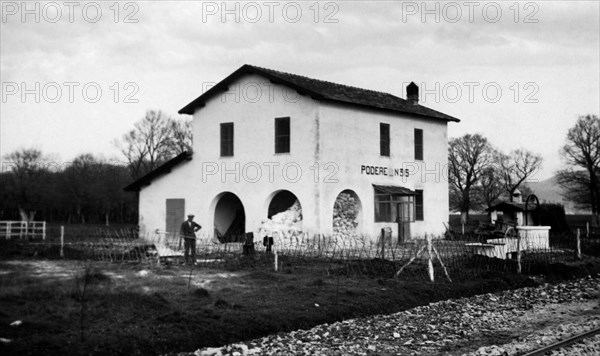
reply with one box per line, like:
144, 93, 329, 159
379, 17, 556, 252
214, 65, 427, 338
125, 65, 460, 242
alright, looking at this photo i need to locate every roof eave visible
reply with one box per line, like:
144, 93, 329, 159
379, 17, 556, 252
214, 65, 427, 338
123, 151, 193, 192
178, 64, 327, 115
178, 64, 461, 123
319, 98, 460, 123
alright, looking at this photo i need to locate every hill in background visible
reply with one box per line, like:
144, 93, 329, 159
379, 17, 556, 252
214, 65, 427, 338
526, 175, 589, 214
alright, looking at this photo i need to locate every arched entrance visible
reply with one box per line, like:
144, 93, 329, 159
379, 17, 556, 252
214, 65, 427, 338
267, 190, 300, 219
332, 190, 362, 238
261, 190, 303, 236
212, 192, 245, 242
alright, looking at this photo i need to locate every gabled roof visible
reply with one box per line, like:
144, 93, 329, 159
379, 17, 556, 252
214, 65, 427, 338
124, 151, 192, 192
179, 64, 460, 122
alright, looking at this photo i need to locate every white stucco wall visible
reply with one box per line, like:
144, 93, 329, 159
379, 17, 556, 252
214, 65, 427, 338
317, 102, 449, 238
137, 73, 451, 241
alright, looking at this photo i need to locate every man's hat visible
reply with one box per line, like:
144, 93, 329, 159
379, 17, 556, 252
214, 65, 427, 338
187, 214, 195, 218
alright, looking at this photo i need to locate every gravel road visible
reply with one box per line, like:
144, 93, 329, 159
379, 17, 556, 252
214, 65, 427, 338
188, 275, 600, 356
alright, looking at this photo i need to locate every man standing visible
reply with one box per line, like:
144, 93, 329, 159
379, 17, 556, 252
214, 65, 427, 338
180, 214, 202, 265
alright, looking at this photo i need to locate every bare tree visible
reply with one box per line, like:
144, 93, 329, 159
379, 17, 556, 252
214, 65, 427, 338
498, 149, 542, 201
448, 134, 493, 220
167, 117, 193, 155
557, 114, 600, 224
114, 110, 192, 179
477, 165, 504, 210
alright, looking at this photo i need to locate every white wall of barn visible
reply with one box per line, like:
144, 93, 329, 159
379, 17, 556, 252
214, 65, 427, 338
137, 73, 451, 241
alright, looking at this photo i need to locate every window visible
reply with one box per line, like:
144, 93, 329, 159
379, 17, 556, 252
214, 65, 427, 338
415, 190, 424, 221
380, 123, 390, 157
375, 191, 392, 222
220, 123, 234, 157
414, 128, 423, 160
275, 117, 290, 153
374, 188, 415, 222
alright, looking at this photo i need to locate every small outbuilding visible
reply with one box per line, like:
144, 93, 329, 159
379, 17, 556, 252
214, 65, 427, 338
470, 190, 551, 259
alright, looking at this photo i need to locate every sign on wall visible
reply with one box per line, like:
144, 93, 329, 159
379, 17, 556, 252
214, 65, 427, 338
360, 165, 410, 178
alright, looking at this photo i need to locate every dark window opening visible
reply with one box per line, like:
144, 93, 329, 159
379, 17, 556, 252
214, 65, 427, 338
415, 190, 424, 221
380, 123, 390, 157
414, 128, 423, 160
220, 123, 234, 157
275, 117, 290, 153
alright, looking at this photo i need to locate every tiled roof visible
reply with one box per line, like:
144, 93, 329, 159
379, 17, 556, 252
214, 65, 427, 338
179, 64, 460, 122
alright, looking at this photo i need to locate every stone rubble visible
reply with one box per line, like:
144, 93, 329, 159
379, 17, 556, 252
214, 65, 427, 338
259, 200, 303, 240
184, 275, 600, 356
332, 193, 360, 240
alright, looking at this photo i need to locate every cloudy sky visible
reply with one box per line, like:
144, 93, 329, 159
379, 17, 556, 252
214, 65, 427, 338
1, 0, 599, 180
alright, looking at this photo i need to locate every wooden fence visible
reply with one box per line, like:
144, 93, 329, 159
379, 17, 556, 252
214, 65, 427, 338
0, 221, 46, 240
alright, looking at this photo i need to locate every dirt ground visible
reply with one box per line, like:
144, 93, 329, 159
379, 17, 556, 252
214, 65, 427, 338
1, 257, 599, 356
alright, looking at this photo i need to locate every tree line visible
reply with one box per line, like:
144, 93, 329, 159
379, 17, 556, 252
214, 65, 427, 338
0, 110, 191, 224
449, 114, 600, 225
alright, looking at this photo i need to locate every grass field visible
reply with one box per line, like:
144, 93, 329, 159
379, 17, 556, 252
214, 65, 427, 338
1, 252, 600, 356
1, 219, 599, 355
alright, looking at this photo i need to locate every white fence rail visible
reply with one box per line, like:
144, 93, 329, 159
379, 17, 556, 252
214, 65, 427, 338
0, 221, 46, 240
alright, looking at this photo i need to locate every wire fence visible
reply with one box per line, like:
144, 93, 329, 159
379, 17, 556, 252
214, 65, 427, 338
1, 224, 598, 281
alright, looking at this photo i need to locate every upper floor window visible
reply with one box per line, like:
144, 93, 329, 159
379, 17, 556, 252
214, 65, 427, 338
414, 128, 423, 160
380, 123, 390, 157
220, 122, 234, 157
275, 117, 290, 153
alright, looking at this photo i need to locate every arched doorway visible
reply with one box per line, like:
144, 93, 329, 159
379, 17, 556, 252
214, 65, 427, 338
332, 190, 362, 238
212, 192, 245, 242
267, 190, 300, 219
261, 190, 303, 237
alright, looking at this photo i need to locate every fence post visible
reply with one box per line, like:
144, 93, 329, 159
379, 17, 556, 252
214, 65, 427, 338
274, 249, 278, 272
586, 222, 590, 238
60, 226, 65, 258
427, 235, 434, 282
7, 221, 11, 240
576, 228, 581, 260
42, 221, 46, 240
380, 228, 385, 260
516, 233, 522, 274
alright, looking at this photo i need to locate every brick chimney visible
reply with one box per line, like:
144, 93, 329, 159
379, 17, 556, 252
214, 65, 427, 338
407, 82, 419, 105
